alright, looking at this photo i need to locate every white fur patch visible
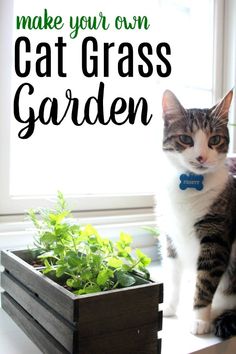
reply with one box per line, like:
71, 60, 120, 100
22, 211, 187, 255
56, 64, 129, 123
190, 319, 213, 335
157, 144, 228, 269
157, 143, 230, 327
162, 257, 181, 317
158, 151, 228, 270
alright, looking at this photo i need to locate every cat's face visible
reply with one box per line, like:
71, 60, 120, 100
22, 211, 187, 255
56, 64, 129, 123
162, 90, 233, 174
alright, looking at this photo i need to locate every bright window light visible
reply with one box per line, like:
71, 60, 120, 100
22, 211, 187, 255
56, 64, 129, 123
10, 0, 214, 197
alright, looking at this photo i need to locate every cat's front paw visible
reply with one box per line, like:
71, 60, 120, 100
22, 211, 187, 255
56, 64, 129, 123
190, 319, 213, 335
163, 304, 177, 317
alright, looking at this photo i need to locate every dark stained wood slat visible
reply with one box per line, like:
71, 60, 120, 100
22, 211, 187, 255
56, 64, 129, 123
79, 322, 159, 354
2, 293, 69, 354
1, 271, 77, 353
77, 284, 162, 337
1, 249, 163, 354
1, 250, 76, 322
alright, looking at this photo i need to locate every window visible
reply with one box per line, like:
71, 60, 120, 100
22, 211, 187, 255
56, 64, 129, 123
0, 0, 234, 216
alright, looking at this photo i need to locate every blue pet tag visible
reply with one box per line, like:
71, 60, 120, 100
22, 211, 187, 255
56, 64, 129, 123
179, 173, 204, 191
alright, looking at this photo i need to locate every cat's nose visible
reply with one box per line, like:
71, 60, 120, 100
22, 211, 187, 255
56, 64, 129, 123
196, 155, 206, 164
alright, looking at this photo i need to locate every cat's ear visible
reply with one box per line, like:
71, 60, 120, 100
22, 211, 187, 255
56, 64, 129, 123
162, 90, 186, 123
209, 89, 233, 122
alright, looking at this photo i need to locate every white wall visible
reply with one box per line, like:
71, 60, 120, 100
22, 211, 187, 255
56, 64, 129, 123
223, 0, 236, 152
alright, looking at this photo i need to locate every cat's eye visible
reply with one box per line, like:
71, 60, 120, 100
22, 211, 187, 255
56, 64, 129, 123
208, 135, 221, 146
179, 135, 193, 146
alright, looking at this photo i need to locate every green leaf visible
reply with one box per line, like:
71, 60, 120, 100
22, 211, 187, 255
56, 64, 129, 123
116, 271, 136, 287
107, 257, 123, 268
67, 257, 80, 268
38, 251, 55, 259
66, 251, 80, 267
49, 211, 69, 225
91, 254, 102, 267
84, 284, 101, 294
70, 225, 81, 234
56, 191, 68, 212
66, 277, 81, 289
121, 264, 131, 272
28, 209, 41, 230
119, 232, 133, 245
135, 249, 151, 267
136, 266, 150, 279
56, 265, 67, 277
54, 244, 65, 255
81, 224, 100, 238
117, 246, 132, 258
42, 259, 54, 274
97, 269, 113, 286
43, 267, 54, 275
73, 289, 86, 295
80, 269, 93, 281
90, 244, 99, 252
74, 284, 101, 295
142, 226, 160, 237
40, 232, 56, 244
55, 223, 70, 236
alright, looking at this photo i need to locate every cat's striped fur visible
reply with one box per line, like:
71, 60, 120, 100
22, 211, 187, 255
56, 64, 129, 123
160, 89, 236, 338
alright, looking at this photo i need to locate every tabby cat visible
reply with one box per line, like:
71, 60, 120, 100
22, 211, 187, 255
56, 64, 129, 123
159, 89, 236, 338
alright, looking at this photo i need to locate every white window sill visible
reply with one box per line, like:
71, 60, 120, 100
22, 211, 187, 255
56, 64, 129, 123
149, 264, 222, 354
0, 221, 229, 354
0, 264, 225, 354
0, 304, 224, 354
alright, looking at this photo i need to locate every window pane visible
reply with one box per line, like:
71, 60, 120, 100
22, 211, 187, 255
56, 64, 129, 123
10, 0, 214, 197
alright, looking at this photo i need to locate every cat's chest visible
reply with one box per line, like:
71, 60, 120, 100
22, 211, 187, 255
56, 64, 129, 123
163, 188, 208, 260
159, 173, 226, 266
162, 174, 217, 222
164, 184, 212, 225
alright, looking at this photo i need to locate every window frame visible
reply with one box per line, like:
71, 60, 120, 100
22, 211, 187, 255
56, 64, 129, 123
0, 0, 233, 218
0, 0, 156, 216
220, 0, 236, 152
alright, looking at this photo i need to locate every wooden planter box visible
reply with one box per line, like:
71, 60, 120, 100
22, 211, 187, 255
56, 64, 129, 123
0, 249, 163, 354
